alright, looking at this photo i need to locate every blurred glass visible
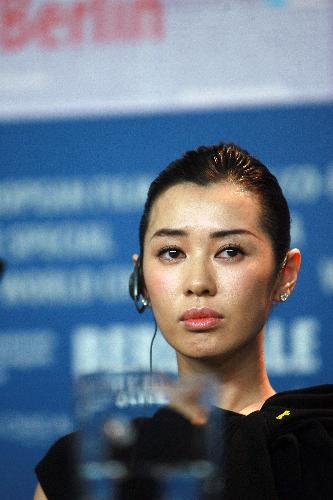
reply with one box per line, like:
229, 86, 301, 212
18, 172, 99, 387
75, 369, 223, 499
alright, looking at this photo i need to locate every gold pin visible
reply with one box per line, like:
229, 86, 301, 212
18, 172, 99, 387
276, 410, 291, 420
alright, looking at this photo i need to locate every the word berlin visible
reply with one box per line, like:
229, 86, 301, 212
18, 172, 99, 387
1, 0, 164, 50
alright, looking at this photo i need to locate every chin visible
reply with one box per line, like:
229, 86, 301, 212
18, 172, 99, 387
178, 343, 225, 361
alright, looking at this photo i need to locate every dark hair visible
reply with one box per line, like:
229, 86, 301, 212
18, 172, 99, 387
139, 142, 290, 269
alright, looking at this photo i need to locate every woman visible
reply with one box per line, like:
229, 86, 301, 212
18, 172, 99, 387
34, 142, 333, 499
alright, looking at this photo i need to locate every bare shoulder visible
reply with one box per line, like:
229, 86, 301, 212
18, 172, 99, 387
33, 482, 47, 500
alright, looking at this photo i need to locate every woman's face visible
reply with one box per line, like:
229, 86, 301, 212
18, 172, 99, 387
142, 181, 282, 366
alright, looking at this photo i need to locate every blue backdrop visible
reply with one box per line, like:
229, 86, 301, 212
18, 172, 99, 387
0, 103, 333, 498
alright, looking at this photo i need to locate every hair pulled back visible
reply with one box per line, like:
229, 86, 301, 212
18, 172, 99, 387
139, 142, 290, 269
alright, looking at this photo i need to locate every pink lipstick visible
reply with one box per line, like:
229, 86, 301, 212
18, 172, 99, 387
180, 307, 223, 331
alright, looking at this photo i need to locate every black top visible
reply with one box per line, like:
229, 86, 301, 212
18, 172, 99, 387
35, 384, 333, 500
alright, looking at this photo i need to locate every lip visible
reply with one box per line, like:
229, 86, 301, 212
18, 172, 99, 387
181, 307, 222, 320
180, 307, 223, 331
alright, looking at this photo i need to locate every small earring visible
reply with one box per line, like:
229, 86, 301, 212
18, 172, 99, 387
280, 292, 289, 302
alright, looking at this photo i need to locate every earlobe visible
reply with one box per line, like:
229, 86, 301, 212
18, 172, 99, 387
273, 248, 302, 302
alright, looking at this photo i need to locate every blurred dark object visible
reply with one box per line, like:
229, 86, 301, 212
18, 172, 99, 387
0, 259, 5, 280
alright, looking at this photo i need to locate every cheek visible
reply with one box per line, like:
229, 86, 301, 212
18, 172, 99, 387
219, 264, 274, 304
144, 265, 180, 301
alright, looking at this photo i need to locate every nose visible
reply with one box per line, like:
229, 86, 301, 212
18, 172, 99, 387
183, 257, 217, 297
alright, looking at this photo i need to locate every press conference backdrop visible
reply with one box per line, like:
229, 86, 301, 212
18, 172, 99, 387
0, 0, 333, 498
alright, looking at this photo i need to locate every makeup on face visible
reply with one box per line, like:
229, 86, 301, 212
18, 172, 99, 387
180, 307, 224, 331
142, 182, 278, 364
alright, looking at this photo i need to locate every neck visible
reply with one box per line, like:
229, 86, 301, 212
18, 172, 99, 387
176, 330, 275, 415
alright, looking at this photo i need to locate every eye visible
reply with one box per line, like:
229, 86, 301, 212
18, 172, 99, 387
216, 245, 243, 260
157, 246, 185, 261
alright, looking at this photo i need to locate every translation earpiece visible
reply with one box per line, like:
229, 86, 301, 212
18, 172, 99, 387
129, 257, 149, 313
129, 256, 157, 374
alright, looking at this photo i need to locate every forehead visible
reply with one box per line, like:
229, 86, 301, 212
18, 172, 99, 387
146, 182, 263, 236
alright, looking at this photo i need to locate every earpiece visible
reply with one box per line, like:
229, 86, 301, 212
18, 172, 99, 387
129, 256, 149, 313
129, 256, 157, 373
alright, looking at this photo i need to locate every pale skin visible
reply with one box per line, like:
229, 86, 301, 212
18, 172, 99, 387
33, 483, 47, 500
138, 181, 301, 421
34, 180, 301, 499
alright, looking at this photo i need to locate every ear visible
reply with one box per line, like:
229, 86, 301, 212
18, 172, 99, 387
272, 248, 301, 302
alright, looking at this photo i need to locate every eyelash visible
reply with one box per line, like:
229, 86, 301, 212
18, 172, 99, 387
218, 244, 244, 259
157, 244, 244, 261
157, 246, 184, 260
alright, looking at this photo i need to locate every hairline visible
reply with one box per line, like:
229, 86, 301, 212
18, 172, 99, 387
140, 178, 274, 257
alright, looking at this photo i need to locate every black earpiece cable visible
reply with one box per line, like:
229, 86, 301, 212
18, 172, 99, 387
149, 318, 158, 377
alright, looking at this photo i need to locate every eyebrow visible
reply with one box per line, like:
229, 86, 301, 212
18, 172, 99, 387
150, 228, 258, 240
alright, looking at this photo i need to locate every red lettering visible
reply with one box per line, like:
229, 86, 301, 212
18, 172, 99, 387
90, 0, 112, 42
90, 0, 132, 43
110, 2, 132, 41
37, 3, 66, 48
133, 0, 163, 39
91, 0, 164, 43
67, 2, 88, 44
0, 0, 165, 51
0, 0, 31, 50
